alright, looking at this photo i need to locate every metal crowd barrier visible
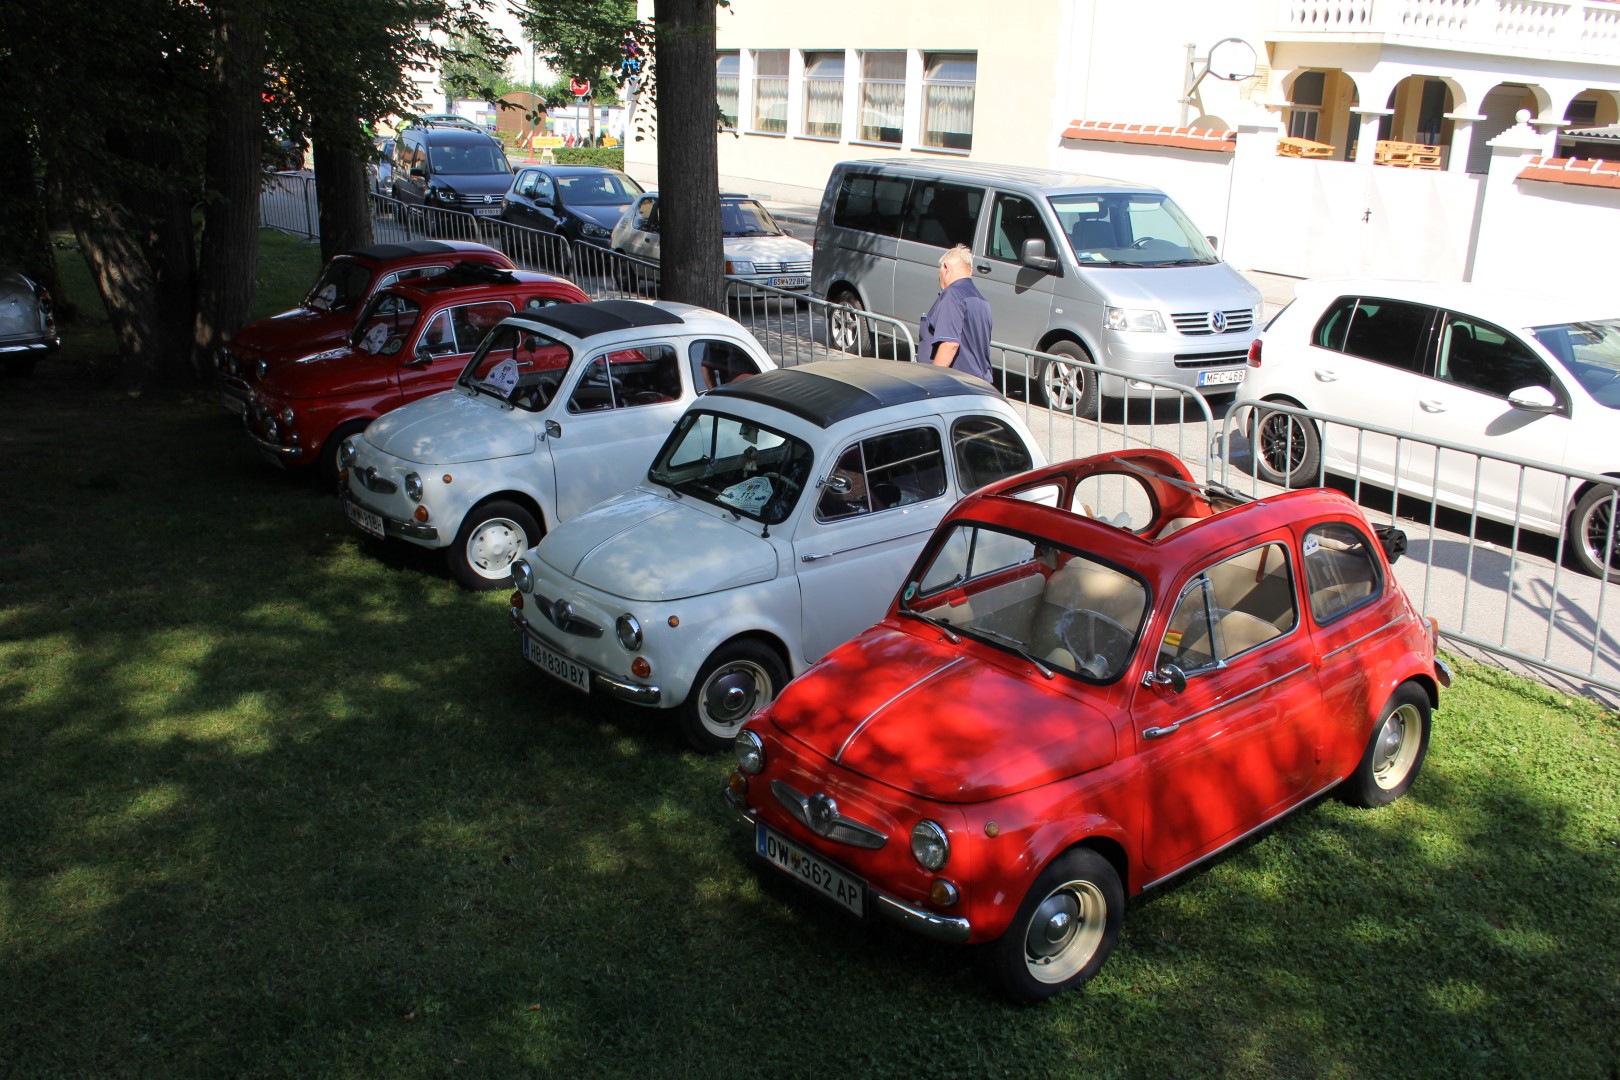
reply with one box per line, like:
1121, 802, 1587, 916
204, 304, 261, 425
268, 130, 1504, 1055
260, 172, 318, 239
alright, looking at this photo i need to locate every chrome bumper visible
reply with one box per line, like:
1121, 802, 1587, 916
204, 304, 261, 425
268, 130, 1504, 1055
1435, 656, 1453, 689
245, 426, 306, 461
509, 609, 662, 707
340, 491, 439, 542
217, 378, 250, 418
724, 788, 972, 944
0, 338, 59, 354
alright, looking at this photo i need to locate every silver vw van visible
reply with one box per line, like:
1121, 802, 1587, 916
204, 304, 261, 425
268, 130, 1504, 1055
811, 159, 1262, 414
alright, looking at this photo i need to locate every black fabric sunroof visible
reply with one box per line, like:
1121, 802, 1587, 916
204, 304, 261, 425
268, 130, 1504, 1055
707, 358, 1001, 428
347, 241, 457, 261
525, 300, 684, 338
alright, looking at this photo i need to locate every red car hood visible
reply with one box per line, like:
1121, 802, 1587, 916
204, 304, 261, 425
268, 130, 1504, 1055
258, 346, 392, 400
233, 306, 348, 362
766, 626, 1120, 802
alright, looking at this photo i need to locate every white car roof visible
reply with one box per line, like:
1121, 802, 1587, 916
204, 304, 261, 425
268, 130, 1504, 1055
1290, 278, 1612, 329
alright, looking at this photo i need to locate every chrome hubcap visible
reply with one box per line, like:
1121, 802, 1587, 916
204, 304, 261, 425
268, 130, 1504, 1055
469, 519, 524, 578
701, 661, 772, 731
1023, 879, 1105, 982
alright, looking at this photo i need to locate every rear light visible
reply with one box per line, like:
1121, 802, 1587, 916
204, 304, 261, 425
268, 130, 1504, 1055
1247, 338, 1263, 368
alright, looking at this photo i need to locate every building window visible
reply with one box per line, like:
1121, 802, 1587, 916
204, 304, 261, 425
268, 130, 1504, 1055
1288, 70, 1324, 142
751, 50, 788, 133
716, 52, 739, 129
803, 51, 845, 139
858, 51, 905, 144
922, 52, 975, 151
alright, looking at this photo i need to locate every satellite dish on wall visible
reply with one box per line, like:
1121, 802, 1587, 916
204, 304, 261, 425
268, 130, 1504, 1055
1207, 38, 1258, 82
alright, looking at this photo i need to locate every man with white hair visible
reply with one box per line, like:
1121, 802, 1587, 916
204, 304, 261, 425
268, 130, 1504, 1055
918, 244, 993, 382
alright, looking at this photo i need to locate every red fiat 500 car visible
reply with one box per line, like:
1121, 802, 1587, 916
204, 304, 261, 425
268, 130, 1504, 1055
726, 448, 1449, 1003
216, 240, 515, 417
245, 266, 586, 481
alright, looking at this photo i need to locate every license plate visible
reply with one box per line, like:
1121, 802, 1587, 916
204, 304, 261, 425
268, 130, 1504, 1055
521, 633, 591, 694
344, 500, 386, 539
767, 275, 809, 288
473, 207, 501, 216
1198, 368, 1246, 387
756, 824, 864, 917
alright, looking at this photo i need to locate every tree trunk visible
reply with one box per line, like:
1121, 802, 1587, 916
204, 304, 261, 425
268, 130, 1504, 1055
195, 0, 266, 381
312, 113, 374, 265
653, 0, 722, 311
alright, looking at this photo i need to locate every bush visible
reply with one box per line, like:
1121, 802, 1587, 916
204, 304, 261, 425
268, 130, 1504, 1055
553, 147, 624, 169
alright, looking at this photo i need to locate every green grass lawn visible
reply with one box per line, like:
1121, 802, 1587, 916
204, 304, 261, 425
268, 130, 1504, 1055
2, 232, 1617, 1078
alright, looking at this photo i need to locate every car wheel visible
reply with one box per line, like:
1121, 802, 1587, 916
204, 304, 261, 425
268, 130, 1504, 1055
828, 288, 872, 356
1339, 682, 1430, 808
984, 848, 1123, 1004
681, 640, 787, 753
319, 420, 371, 491
1251, 402, 1322, 488
1039, 340, 1099, 417
448, 500, 542, 591
1568, 483, 1620, 583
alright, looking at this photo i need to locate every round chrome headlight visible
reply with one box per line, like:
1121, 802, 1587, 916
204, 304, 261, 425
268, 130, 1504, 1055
615, 614, 643, 651
734, 729, 764, 775
404, 472, 423, 502
910, 820, 950, 871
264, 418, 279, 441
256, 358, 268, 380
338, 438, 359, 470
279, 406, 295, 427
510, 558, 533, 593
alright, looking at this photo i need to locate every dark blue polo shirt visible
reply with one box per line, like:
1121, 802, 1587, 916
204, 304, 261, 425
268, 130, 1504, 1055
919, 277, 993, 382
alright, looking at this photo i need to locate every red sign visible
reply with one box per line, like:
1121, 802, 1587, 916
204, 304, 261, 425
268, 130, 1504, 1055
569, 77, 591, 97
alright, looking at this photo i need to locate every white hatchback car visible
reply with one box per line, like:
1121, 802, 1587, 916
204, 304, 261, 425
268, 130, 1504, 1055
339, 300, 775, 589
508, 359, 1047, 751
1236, 279, 1620, 579
610, 192, 813, 294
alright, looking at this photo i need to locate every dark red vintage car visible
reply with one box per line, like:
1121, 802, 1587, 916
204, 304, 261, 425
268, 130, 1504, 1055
244, 266, 586, 481
215, 240, 515, 418
726, 448, 1449, 1003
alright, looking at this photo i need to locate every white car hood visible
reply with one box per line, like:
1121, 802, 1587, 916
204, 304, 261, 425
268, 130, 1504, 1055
364, 389, 534, 465
537, 489, 778, 602
723, 234, 812, 263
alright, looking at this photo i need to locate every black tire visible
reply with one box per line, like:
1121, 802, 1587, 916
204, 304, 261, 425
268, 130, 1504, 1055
681, 640, 787, 753
1039, 340, 1100, 417
983, 847, 1123, 1004
1568, 483, 1620, 583
828, 288, 872, 356
319, 420, 371, 490
1251, 402, 1322, 488
1339, 682, 1430, 808
448, 500, 542, 591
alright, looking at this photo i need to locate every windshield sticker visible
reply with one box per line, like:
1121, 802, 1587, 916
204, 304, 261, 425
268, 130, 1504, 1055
315, 283, 338, 309
1302, 534, 1321, 557
360, 322, 389, 355
482, 358, 520, 398
717, 475, 772, 514
903, 582, 917, 601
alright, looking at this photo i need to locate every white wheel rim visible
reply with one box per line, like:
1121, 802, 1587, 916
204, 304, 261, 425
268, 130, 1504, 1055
1023, 877, 1107, 984
466, 517, 527, 580
1372, 702, 1422, 789
697, 659, 774, 738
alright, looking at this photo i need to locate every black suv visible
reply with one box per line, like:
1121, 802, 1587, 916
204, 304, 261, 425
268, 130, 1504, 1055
391, 122, 513, 217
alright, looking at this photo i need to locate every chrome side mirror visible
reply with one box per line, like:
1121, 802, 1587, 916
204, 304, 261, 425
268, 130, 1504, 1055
545, 419, 562, 439
1142, 663, 1188, 693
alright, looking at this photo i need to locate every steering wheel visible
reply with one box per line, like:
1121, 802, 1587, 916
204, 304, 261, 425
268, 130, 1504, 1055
760, 471, 800, 495
1057, 609, 1133, 678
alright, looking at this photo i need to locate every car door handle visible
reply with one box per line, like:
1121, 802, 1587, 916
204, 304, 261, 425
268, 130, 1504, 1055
1419, 399, 1447, 413
975, 263, 991, 274
800, 552, 830, 562
1313, 369, 1338, 383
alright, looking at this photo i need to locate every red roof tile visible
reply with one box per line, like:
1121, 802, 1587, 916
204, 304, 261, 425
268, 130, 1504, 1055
1519, 155, 1620, 189
1061, 120, 1236, 153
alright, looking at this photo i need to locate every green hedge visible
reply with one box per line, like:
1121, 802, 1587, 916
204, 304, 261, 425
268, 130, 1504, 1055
552, 147, 624, 169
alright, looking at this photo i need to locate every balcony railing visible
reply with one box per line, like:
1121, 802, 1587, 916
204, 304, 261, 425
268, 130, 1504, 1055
1274, 0, 1620, 60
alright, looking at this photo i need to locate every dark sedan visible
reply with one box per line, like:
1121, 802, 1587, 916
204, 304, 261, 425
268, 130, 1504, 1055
499, 165, 644, 246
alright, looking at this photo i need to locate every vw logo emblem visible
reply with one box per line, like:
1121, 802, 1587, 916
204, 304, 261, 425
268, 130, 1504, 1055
552, 599, 574, 627
484, 194, 495, 204
808, 793, 839, 836
1209, 310, 1228, 333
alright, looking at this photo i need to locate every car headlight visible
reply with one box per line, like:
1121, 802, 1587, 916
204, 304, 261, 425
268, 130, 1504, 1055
278, 406, 295, 427
256, 358, 268, 379
264, 418, 279, 442
725, 258, 756, 276
581, 221, 610, 238
615, 614, 643, 651
734, 729, 764, 775
338, 437, 359, 470
404, 472, 423, 502
1104, 306, 1166, 333
511, 558, 533, 593
910, 820, 950, 870
215, 346, 232, 373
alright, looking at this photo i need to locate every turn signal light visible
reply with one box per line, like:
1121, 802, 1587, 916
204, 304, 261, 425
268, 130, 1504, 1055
929, 880, 960, 907
413, 505, 429, 523
727, 771, 748, 799
630, 657, 651, 679
511, 591, 524, 611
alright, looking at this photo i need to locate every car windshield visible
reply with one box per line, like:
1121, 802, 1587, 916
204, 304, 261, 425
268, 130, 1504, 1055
306, 259, 373, 312
429, 142, 511, 176
557, 171, 643, 206
1051, 193, 1218, 267
350, 292, 422, 357
457, 324, 574, 412
720, 199, 784, 238
900, 523, 1148, 682
647, 410, 814, 526
1531, 318, 1620, 409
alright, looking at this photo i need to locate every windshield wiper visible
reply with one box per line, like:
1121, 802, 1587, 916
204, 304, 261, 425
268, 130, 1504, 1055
967, 626, 1054, 679
899, 608, 961, 643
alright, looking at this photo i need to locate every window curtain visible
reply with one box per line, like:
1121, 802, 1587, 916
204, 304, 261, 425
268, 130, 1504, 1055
859, 52, 905, 143
752, 51, 788, 133
803, 53, 844, 138
922, 54, 975, 151
716, 53, 739, 129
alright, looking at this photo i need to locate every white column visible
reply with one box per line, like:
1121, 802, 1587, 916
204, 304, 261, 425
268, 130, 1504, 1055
1442, 112, 1485, 173
1350, 107, 1393, 164
1467, 111, 1542, 285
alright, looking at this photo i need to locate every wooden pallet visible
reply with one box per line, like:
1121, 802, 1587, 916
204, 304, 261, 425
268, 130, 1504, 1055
1375, 139, 1442, 169
1277, 136, 1335, 159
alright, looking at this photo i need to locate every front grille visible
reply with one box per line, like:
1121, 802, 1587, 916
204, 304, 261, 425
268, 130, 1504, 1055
751, 259, 811, 275
453, 193, 502, 209
352, 466, 397, 495
1173, 350, 1249, 369
534, 592, 604, 638
1171, 309, 1254, 336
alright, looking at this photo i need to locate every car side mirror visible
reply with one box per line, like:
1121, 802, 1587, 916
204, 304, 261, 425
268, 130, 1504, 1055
405, 346, 434, 367
1375, 525, 1408, 564
1142, 663, 1188, 693
1020, 238, 1058, 272
820, 473, 852, 495
1507, 385, 1559, 413
1205, 234, 1220, 251
535, 192, 554, 207
409, 166, 426, 179
545, 419, 562, 439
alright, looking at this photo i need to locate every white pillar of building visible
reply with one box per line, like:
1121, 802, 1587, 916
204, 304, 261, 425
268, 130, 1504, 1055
1443, 112, 1485, 173
1466, 110, 1542, 286
1350, 107, 1394, 164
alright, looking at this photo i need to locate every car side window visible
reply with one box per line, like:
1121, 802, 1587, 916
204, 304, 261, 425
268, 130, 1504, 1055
951, 415, 1034, 490
832, 173, 910, 237
1302, 522, 1384, 623
417, 311, 455, 354
1312, 296, 1432, 373
1437, 314, 1558, 400
1159, 542, 1296, 670
567, 344, 680, 413
1073, 471, 1157, 533
817, 427, 947, 521
450, 301, 513, 353
986, 193, 1054, 263
379, 264, 451, 289
632, 198, 658, 231
900, 181, 982, 248
689, 339, 763, 390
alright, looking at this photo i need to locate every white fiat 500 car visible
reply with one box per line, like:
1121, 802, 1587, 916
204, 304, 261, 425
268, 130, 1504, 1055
508, 359, 1047, 751
1236, 279, 1620, 580
339, 300, 776, 589
610, 193, 813, 294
